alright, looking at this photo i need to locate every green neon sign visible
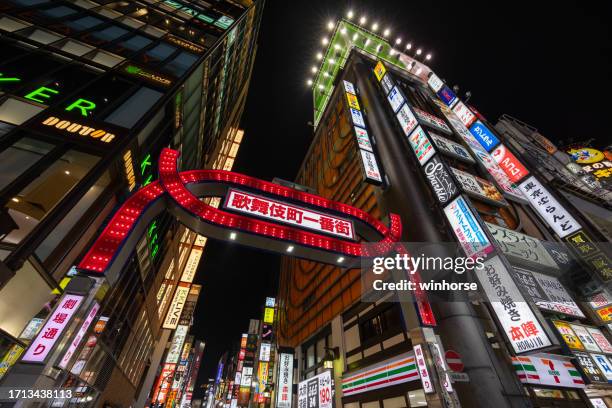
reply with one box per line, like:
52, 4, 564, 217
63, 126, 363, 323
0, 73, 21, 83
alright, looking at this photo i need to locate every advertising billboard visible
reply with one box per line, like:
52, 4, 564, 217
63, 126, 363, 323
451, 100, 476, 127
163, 282, 191, 329
423, 156, 458, 205
450, 167, 506, 206
22, 294, 84, 363
491, 144, 529, 183
408, 126, 435, 166
354, 127, 373, 152
443, 196, 493, 259
387, 86, 405, 113
360, 149, 383, 184
58, 302, 100, 369
297, 371, 332, 408
477, 256, 552, 353
518, 176, 581, 238
469, 121, 500, 152
276, 352, 294, 408
396, 104, 418, 136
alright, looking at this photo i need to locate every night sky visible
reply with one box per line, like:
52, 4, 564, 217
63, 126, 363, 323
190, 0, 611, 393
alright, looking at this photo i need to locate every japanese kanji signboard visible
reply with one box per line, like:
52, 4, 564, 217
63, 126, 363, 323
224, 189, 356, 240
511, 268, 584, 318
298, 370, 332, 408
22, 294, 84, 363
552, 320, 585, 350
476, 256, 552, 353
486, 223, 558, 270
414, 344, 434, 393
518, 176, 581, 238
276, 352, 293, 408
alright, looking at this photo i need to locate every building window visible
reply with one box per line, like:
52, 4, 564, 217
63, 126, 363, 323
105, 87, 163, 128
34, 170, 111, 262
359, 304, 403, 343
0, 137, 54, 191
407, 389, 427, 407
0, 98, 45, 125
2, 150, 100, 245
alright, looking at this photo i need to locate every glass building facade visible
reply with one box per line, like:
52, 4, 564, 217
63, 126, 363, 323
0, 0, 263, 405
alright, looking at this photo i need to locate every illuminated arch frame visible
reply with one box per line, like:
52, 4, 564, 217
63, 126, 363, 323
77, 148, 435, 324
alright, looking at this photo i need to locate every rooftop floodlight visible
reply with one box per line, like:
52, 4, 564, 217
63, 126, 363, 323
416, 48, 422, 55
311, 66, 317, 73
337, 257, 345, 263
365, 38, 371, 46
383, 28, 390, 37
426, 53, 432, 60
324, 72, 329, 77
372, 22, 379, 31
334, 43, 341, 50
360, 16, 367, 25
347, 10, 354, 19
340, 27, 347, 34
287, 245, 295, 252
316, 52, 323, 60
318, 84, 324, 90
406, 43, 412, 50
307, 79, 313, 86
327, 21, 334, 30
322, 37, 328, 45
352, 33, 359, 41
329, 58, 335, 64
395, 37, 402, 45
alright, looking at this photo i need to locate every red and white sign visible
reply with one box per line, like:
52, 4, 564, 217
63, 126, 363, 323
22, 294, 84, 363
58, 302, 100, 369
225, 189, 356, 240
587, 327, 612, 354
414, 344, 434, 393
491, 144, 529, 183
451, 100, 476, 127
445, 350, 464, 372
413, 107, 452, 134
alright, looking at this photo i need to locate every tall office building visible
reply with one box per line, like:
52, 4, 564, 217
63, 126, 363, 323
0, 0, 263, 405
278, 18, 612, 408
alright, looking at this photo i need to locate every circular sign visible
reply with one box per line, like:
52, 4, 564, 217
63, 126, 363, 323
445, 350, 464, 372
567, 148, 605, 164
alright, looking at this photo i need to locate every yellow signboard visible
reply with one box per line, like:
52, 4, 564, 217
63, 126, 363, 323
263, 307, 275, 324
346, 93, 360, 110
553, 320, 585, 350
567, 148, 605, 164
596, 306, 612, 322
374, 61, 386, 81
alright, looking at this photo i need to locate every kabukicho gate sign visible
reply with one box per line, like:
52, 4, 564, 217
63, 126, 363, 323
77, 149, 435, 325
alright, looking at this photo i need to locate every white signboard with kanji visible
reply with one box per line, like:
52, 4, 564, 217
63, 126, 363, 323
298, 370, 332, 408
22, 294, 84, 363
413, 344, 434, 393
276, 353, 294, 408
476, 256, 552, 353
427, 73, 444, 92
519, 176, 581, 238
58, 302, 100, 369
588, 327, 612, 354
451, 100, 476, 127
225, 189, 356, 240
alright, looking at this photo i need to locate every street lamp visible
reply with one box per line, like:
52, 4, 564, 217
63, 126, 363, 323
322, 347, 339, 370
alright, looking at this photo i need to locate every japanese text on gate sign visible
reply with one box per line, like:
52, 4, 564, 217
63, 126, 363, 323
225, 189, 356, 240
22, 294, 84, 363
